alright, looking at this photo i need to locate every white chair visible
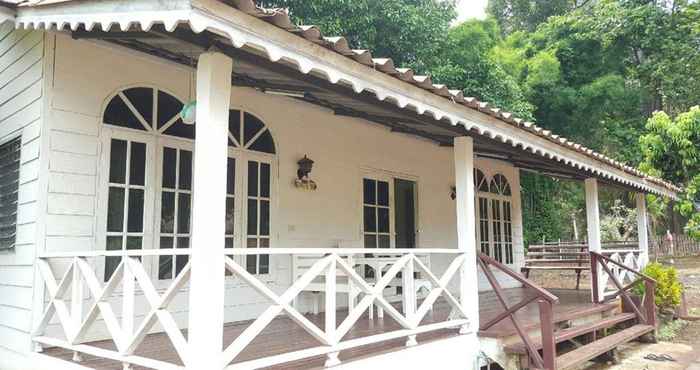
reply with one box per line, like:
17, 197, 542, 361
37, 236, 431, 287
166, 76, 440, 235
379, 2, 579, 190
292, 254, 359, 314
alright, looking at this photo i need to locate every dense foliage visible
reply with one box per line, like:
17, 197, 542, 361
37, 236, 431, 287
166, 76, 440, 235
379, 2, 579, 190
640, 107, 700, 238
633, 262, 683, 310
261, 0, 700, 240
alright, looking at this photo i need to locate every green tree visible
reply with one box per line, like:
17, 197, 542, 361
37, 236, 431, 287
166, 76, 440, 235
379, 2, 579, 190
431, 19, 535, 119
639, 106, 700, 238
487, 0, 591, 35
259, 0, 457, 73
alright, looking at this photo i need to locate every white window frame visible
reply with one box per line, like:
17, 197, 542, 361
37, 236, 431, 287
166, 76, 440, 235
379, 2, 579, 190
475, 168, 515, 266
96, 127, 156, 282
359, 169, 420, 249
97, 88, 278, 287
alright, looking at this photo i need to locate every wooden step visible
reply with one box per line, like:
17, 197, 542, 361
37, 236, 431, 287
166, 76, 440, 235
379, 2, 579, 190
522, 266, 590, 270
504, 313, 637, 354
524, 259, 589, 264
556, 324, 655, 369
527, 252, 589, 256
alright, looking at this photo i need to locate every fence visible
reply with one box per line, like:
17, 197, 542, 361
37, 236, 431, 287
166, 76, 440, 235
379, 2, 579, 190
651, 234, 700, 258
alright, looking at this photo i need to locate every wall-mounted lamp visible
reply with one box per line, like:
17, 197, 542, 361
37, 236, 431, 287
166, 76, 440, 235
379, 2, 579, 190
450, 186, 456, 200
295, 155, 317, 190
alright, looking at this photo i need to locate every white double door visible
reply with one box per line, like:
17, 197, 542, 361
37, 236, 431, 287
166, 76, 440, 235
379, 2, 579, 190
101, 129, 273, 284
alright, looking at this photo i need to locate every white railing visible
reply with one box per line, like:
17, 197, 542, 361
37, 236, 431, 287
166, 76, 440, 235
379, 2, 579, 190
33, 248, 472, 370
600, 248, 648, 298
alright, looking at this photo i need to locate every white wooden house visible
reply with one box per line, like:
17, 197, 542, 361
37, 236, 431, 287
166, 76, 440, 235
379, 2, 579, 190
0, 1, 680, 370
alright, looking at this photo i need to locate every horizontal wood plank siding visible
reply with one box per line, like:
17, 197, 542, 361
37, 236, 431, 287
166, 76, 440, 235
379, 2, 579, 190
0, 25, 45, 355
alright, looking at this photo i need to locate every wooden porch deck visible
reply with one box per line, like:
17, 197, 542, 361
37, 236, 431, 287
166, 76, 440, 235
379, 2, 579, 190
43, 288, 598, 369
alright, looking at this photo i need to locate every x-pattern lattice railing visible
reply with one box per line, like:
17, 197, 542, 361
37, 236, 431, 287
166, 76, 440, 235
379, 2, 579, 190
32, 249, 472, 370
220, 251, 470, 369
33, 250, 193, 370
599, 249, 648, 298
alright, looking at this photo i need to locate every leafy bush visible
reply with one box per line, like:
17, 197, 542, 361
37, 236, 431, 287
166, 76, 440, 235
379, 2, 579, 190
633, 263, 683, 311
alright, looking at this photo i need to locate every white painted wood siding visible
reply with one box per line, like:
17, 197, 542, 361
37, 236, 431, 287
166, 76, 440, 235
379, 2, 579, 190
0, 24, 45, 356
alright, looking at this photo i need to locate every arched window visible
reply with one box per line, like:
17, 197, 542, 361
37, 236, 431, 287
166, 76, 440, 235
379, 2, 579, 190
103, 88, 277, 155
475, 171, 514, 264
101, 87, 276, 281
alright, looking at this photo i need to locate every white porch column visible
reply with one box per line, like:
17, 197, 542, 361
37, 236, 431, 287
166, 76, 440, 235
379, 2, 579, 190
453, 136, 479, 335
584, 178, 604, 302
187, 51, 233, 369
636, 193, 649, 267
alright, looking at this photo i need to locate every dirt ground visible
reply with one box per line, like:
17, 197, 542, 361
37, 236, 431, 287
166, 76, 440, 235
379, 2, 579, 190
526, 256, 700, 369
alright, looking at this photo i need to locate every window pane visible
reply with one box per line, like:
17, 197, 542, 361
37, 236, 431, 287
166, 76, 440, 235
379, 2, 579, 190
226, 158, 236, 195
127, 189, 144, 233
249, 130, 276, 154
157, 90, 183, 129
243, 113, 265, 145
176, 237, 189, 275
363, 179, 376, 205
109, 139, 127, 184
259, 238, 269, 274
159, 255, 173, 280
160, 191, 175, 233
225, 197, 235, 235
364, 234, 377, 249
225, 238, 234, 249
248, 161, 258, 197
104, 96, 147, 131
377, 181, 389, 206
247, 199, 258, 235
104, 235, 122, 281
163, 121, 195, 140
260, 163, 270, 198
106, 187, 125, 232
363, 206, 376, 232
377, 208, 389, 233
129, 142, 146, 186
179, 150, 192, 190
260, 200, 270, 236
106, 236, 122, 251
379, 235, 390, 249
104, 256, 121, 281
177, 193, 191, 234
246, 254, 257, 274
122, 87, 154, 127
228, 110, 241, 145
158, 237, 173, 280
162, 147, 177, 188
126, 236, 142, 250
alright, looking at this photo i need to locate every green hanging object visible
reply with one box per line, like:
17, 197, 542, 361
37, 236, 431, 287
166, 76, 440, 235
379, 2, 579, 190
180, 101, 197, 125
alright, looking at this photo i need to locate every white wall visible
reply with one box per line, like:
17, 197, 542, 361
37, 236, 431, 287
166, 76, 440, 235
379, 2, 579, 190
37, 34, 524, 341
0, 24, 47, 362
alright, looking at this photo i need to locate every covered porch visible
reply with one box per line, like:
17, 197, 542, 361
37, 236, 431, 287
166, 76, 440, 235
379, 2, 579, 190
0, 1, 680, 370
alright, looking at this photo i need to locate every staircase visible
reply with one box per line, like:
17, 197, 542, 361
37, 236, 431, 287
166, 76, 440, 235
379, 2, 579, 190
478, 251, 658, 370
503, 305, 655, 370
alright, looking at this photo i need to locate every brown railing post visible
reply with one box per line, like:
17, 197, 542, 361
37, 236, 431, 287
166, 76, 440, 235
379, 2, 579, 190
538, 299, 556, 370
590, 252, 599, 303
645, 280, 657, 327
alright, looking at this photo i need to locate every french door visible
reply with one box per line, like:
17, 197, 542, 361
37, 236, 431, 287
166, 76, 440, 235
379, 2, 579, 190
153, 138, 274, 281
362, 175, 418, 250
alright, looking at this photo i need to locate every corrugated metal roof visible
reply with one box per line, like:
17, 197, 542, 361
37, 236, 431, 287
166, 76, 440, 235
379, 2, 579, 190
1, 0, 681, 193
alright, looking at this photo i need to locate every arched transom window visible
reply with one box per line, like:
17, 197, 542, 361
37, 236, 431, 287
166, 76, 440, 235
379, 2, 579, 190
474, 169, 514, 264
101, 87, 276, 282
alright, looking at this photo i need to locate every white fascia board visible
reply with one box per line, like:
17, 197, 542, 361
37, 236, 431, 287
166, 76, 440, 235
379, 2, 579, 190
12, 0, 678, 198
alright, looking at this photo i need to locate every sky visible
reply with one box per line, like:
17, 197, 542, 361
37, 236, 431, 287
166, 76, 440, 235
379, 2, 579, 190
455, 0, 488, 23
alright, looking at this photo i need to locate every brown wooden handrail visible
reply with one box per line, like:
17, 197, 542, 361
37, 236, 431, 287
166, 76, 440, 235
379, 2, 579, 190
478, 252, 559, 370
590, 251, 657, 328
